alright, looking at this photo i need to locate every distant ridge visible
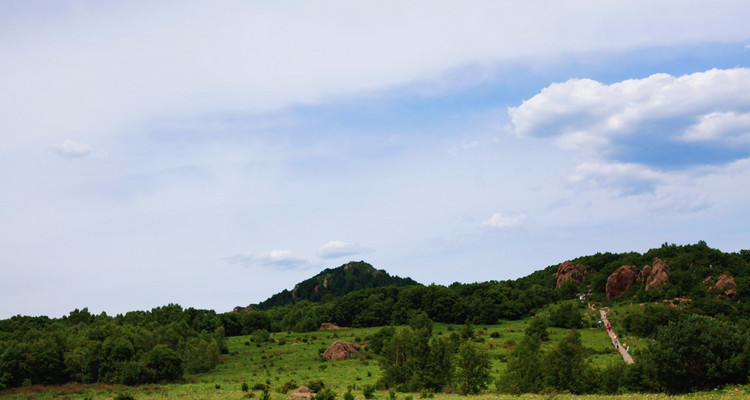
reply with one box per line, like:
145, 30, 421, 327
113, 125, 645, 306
248, 261, 420, 310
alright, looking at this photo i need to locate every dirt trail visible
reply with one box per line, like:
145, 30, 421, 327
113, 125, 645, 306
599, 309, 634, 364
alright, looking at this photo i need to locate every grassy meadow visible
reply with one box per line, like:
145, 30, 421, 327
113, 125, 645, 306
2, 315, 747, 400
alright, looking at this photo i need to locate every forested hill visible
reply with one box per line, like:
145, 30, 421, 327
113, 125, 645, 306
250, 261, 420, 309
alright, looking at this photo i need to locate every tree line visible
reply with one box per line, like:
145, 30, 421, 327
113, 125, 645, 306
0, 304, 226, 389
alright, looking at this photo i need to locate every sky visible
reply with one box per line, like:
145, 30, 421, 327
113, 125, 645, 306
2, 1, 750, 319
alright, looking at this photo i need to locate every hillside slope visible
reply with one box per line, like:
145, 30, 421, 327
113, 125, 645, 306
250, 261, 420, 309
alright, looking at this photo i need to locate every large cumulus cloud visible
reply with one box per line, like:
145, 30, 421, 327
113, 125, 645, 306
510, 68, 750, 167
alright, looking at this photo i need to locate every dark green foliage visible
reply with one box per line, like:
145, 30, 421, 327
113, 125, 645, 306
344, 389, 354, 400
524, 316, 549, 341
254, 261, 419, 309
621, 304, 684, 338
455, 341, 492, 395
497, 335, 543, 394
368, 326, 395, 355
0, 304, 224, 388
542, 330, 593, 394
241, 382, 249, 392
640, 314, 750, 393
252, 329, 271, 343
114, 394, 135, 400
418, 336, 454, 392
307, 379, 326, 392
548, 302, 583, 329
146, 345, 183, 382
408, 311, 433, 335
316, 387, 337, 400
362, 384, 376, 399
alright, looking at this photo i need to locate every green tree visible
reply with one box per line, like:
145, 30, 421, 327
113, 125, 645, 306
455, 341, 491, 395
524, 316, 549, 341
548, 302, 583, 329
146, 345, 183, 382
418, 335, 454, 392
497, 335, 543, 394
542, 330, 592, 394
641, 315, 750, 393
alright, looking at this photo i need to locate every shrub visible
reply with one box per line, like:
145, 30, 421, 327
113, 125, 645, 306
548, 303, 583, 329
362, 384, 376, 399
308, 379, 326, 393
316, 387, 337, 400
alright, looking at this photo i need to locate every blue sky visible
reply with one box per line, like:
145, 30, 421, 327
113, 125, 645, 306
2, 1, 750, 318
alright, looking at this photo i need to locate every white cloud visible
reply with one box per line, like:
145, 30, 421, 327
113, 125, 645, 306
570, 161, 664, 195
3, 2, 750, 149
509, 68, 750, 154
508, 68, 750, 196
226, 250, 312, 270
682, 112, 750, 143
317, 241, 371, 259
53, 140, 93, 158
481, 212, 526, 230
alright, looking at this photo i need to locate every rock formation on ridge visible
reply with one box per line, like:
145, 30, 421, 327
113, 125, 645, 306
555, 262, 585, 288
606, 265, 639, 300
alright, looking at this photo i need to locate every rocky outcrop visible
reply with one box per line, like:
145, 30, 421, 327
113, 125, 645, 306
555, 262, 585, 288
644, 258, 669, 289
322, 341, 360, 361
711, 274, 737, 297
233, 306, 254, 313
289, 386, 315, 400
319, 322, 342, 330
639, 265, 652, 284
606, 265, 639, 300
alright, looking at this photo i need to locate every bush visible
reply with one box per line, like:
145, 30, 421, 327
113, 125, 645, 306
362, 384, 376, 399
278, 380, 297, 393
253, 329, 271, 343
241, 382, 249, 392
548, 303, 583, 329
308, 379, 326, 393
524, 316, 548, 341
316, 387, 337, 400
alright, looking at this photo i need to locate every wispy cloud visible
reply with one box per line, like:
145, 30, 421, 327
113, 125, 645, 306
570, 161, 664, 195
481, 212, 526, 230
226, 250, 312, 270
53, 140, 93, 158
317, 241, 371, 259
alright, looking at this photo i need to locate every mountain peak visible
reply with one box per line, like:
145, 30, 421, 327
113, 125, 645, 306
249, 261, 419, 310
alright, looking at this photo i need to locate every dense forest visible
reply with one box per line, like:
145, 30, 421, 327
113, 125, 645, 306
2, 241, 749, 394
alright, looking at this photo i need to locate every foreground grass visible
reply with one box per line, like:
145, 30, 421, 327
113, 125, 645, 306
2, 318, 747, 400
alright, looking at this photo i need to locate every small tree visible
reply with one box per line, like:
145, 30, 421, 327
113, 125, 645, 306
524, 316, 549, 341
455, 341, 491, 395
498, 335, 543, 394
542, 330, 592, 393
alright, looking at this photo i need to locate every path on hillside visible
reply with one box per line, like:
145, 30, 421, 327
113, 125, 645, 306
599, 309, 634, 364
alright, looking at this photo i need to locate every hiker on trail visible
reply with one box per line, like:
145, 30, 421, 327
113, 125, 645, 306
597, 320, 602, 328
626, 345, 630, 353
615, 341, 619, 350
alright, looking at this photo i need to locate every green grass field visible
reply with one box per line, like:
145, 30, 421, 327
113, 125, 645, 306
2, 317, 747, 400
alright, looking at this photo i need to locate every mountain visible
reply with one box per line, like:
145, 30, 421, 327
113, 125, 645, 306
249, 261, 420, 310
